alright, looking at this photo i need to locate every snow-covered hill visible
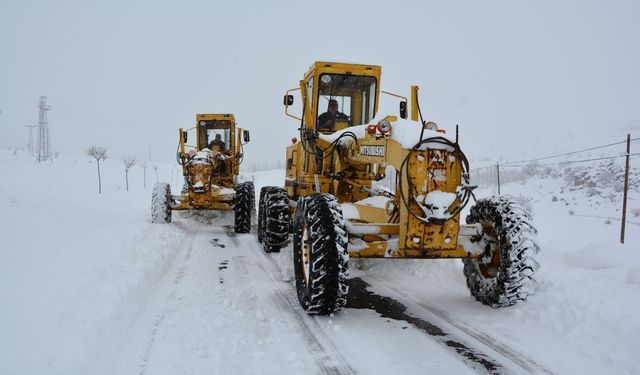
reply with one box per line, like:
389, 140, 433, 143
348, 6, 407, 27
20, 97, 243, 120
1, 148, 639, 374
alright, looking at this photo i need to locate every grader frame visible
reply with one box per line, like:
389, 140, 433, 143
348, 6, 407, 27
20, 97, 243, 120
283, 62, 476, 258
259, 61, 540, 313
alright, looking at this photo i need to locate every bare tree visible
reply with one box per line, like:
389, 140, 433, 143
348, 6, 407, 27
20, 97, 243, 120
122, 156, 137, 192
86, 146, 108, 194
140, 161, 148, 190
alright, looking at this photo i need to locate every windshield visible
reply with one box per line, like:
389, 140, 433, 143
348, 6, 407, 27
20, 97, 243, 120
316, 73, 377, 132
198, 120, 231, 152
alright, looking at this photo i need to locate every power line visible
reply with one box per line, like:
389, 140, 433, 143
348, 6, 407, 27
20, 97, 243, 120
471, 136, 638, 170
501, 137, 639, 166
500, 153, 639, 168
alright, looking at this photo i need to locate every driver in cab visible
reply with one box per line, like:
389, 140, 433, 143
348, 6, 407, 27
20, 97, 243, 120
317, 99, 348, 132
208, 133, 226, 152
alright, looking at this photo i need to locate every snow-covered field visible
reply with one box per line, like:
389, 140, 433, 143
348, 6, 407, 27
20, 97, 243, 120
1, 148, 639, 375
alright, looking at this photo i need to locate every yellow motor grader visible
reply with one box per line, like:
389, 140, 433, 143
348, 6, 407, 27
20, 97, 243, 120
258, 62, 540, 314
152, 113, 254, 233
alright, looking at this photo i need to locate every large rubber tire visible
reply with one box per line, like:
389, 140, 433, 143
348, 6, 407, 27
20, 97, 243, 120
151, 182, 172, 223
463, 195, 540, 308
293, 193, 349, 315
234, 181, 254, 233
259, 187, 290, 253
257, 186, 273, 244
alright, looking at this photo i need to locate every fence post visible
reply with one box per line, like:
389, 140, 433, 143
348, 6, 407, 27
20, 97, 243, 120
496, 162, 501, 195
620, 134, 631, 244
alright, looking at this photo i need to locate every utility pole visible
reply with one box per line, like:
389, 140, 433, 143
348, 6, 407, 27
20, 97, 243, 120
24, 124, 36, 156
620, 134, 631, 244
36, 96, 52, 162
496, 162, 501, 195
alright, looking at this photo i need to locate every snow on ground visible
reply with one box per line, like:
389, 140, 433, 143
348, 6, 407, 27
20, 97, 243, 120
336, 168, 640, 375
0, 150, 186, 374
1, 148, 639, 374
250, 163, 640, 374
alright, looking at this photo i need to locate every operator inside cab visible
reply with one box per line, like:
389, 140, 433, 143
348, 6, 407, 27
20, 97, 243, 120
198, 119, 232, 153
317, 99, 349, 132
208, 133, 226, 152
203, 124, 231, 175
315, 73, 377, 133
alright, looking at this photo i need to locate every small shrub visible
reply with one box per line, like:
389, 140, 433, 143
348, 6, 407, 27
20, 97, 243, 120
604, 219, 612, 225
552, 196, 558, 202
631, 208, 640, 218
569, 210, 575, 215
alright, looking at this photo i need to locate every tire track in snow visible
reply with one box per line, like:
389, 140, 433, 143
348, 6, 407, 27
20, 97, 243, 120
227, 227, 357, 375
367, 275, 554, 375
137, 220, 200, 375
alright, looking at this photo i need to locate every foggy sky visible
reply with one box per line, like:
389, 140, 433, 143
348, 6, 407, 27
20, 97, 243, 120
1, 0, 639, 168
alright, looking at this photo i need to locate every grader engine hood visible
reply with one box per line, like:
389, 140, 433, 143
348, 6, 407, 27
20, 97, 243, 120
318, 116, 475, 257
185, 151, 218, 193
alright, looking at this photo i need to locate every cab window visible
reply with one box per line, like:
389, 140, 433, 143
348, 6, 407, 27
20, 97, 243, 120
198, 120, 231, 151
316, 74, 377, 131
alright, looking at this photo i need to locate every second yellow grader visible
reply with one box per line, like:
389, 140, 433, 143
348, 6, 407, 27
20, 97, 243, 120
152, 114, 254, 233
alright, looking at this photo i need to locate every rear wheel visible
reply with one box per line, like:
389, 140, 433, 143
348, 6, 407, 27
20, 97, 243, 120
257, 187, 274, 243
259, 187, 290, 252
151, 182, 172, 223
463, 195, 540, 308
293, 193, 349, 314
234, 181, 254, 233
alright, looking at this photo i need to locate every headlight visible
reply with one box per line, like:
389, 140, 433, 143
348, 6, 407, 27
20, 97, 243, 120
377, 119, 392, 134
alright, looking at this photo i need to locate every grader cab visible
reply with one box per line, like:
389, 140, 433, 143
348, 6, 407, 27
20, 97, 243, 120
151, 114, 254, 233
259, 62, 540, 314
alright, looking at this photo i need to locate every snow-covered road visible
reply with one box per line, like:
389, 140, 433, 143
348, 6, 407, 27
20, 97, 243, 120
109, 211, 342, 374
2, 153, 639, 375
106, 209, 550, 375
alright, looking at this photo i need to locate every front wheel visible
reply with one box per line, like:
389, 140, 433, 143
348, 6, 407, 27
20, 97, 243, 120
151, 182, 172, 224
293, 193, 349, 315
463, 195, 540, 308
258, 186, 290, 252
234, 181, 254, 233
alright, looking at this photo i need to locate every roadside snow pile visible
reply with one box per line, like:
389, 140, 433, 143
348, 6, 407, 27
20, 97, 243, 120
476, 156, 640, 224
628, 266, 640, 285
0, 150, 184, 375
562, 242, 630, 270
564, 159, 638, 196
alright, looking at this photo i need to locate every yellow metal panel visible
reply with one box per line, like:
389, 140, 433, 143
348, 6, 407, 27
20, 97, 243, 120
410, 85, 419, 122
350, 204, 389, 224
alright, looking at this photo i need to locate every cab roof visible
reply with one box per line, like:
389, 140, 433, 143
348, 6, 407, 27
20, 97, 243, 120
196, 114, 235, 123
305, 61, 382, 80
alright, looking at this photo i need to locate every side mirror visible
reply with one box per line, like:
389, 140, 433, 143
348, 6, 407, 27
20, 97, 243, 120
243, 130, 250, 143
399, 101, 407, 119
283, 95, 294, 106
183, 131, 188, 143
